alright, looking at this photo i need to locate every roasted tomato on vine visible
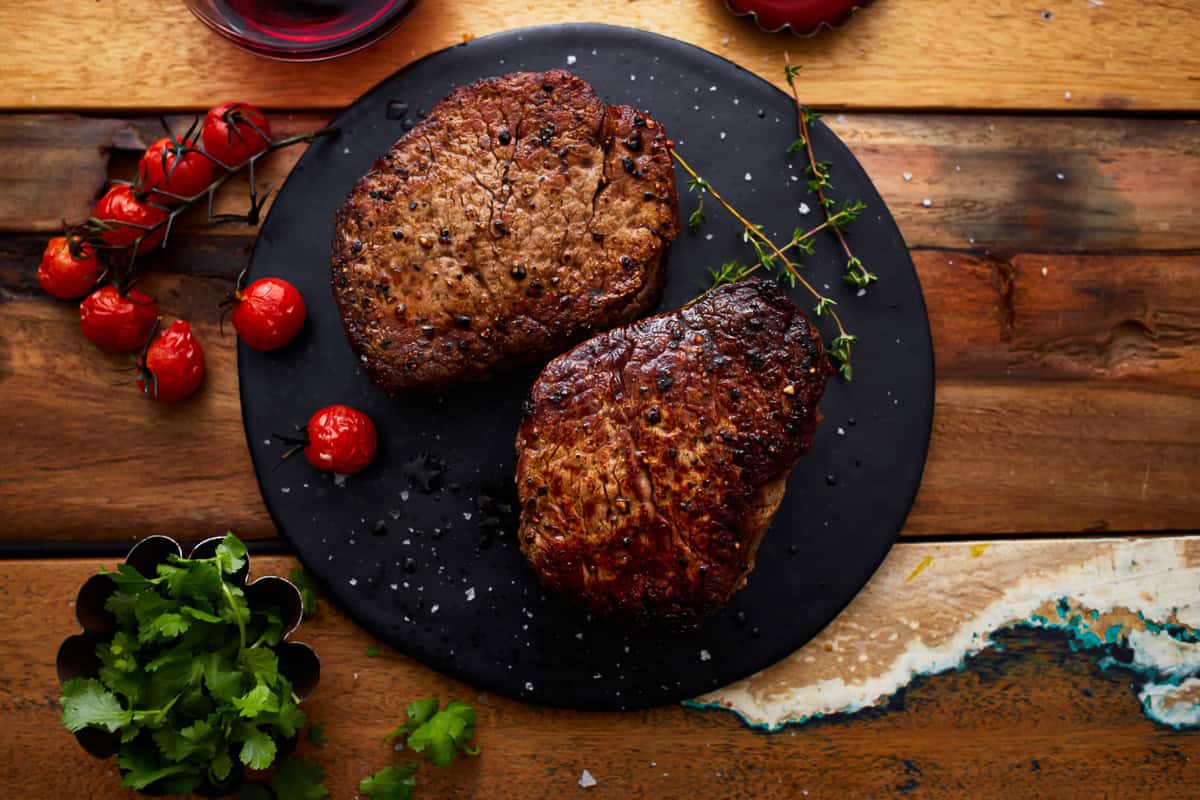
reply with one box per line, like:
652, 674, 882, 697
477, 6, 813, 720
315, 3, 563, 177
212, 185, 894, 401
38, 236, 100, 299
79, 286, 158, 352
301, 405, 377, 475
230, 276, 307, 351
136, 137, 215, 205
94, 184, 169, 255
137, 319, 206, 403
201, 102, 272, 167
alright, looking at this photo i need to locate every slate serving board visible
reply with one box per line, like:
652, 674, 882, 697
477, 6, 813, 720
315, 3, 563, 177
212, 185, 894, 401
240, 23, 933, 710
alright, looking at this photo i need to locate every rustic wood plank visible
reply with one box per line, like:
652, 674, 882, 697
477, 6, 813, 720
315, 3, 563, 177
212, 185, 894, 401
4, 114, 1199, 254
2, 247, 1197, 541
2, 1, 1199, 112
2, 541, 1197, 797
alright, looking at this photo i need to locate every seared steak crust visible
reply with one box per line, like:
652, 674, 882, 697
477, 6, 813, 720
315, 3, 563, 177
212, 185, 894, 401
332, 69, 680, 394
515, 279, 830, 628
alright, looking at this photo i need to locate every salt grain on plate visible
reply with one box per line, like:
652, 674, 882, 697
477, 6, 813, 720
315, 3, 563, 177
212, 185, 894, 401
579, 770, 598, 788
719, 131, 726, 140
465, 587, 476, 601
837, 427, 845, 436
744, 172, 752, 182
348, 578, 358, 586
1056, 172, 1065, 181
431, 604, 440, 613
566, 54, 577, 65
902, 171, 913, 182
524, 681, 534, 691
700, 649, 712, 661
799, 202, 810, 215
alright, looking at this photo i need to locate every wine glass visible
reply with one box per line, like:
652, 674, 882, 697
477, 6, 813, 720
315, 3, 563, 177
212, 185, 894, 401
185, 0, 419, 62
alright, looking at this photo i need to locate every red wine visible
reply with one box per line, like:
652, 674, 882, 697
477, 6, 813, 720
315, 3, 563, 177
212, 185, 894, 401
188, 0, 417, 61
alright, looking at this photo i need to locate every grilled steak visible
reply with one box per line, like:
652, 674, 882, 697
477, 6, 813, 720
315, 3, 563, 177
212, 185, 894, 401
331, 70, 680, 394
515, 279, 831, 628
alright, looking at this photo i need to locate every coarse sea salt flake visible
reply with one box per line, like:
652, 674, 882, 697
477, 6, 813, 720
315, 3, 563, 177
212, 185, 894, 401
580, 770, 598, 788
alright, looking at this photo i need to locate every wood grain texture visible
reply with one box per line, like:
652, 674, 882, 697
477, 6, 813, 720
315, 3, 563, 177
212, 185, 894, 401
2, 547, 1197, 798
2, 242, 1197, 542
4, 114, 1199, 254
2, 1, 1199, 112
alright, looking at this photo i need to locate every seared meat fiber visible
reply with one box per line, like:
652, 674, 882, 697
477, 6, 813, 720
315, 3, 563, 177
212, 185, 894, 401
332, 69, 680, 394
515, 279, 830, 628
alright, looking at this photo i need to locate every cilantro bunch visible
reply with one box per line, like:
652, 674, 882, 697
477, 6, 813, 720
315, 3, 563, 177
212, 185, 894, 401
60, 533, 308, 795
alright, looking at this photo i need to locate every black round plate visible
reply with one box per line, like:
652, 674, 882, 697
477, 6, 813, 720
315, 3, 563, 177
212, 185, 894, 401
240, 23, 933, 710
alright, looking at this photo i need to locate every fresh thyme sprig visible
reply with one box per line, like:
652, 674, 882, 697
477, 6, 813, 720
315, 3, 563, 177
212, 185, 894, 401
784, 56, 877, 290
672, 147, 856, 379
69, 123, 339, 286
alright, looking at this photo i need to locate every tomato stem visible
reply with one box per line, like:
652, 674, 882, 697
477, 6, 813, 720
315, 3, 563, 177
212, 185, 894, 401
67, 123, 339, 285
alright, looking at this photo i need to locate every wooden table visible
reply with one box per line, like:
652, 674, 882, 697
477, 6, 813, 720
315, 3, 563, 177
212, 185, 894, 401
2, 1, 1198, 796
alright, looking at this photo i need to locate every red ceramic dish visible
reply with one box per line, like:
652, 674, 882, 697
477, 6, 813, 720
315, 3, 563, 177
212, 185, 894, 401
724, 0, 875, 36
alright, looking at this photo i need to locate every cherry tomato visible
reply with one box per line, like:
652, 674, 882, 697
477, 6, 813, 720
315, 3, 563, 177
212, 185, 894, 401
231, 277, 307, 351
201, 102, 272, 167
137, 320, 206, 403
304, 405, 377, 475
94, 184, 169, 255
79, 286, 158, 352
136, 137, 215, 205
38, 236, 100, 299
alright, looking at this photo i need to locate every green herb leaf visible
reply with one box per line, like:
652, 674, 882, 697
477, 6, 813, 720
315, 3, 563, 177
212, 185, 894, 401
687, 206, 705, 231
786, 137, 806, 153
359, 764, 418, 800
815, 297, 837, 317
238, 725, 277, 769
289, 568, 319, 619
233, 682, 279, 718
306, 723, 326, 747
366, 645, 381, 658
215, 532, 248, 575
140, 611, 190, 642
60, 678, 130, 733
402, 699, 480, 768
270, 757, 329, 800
